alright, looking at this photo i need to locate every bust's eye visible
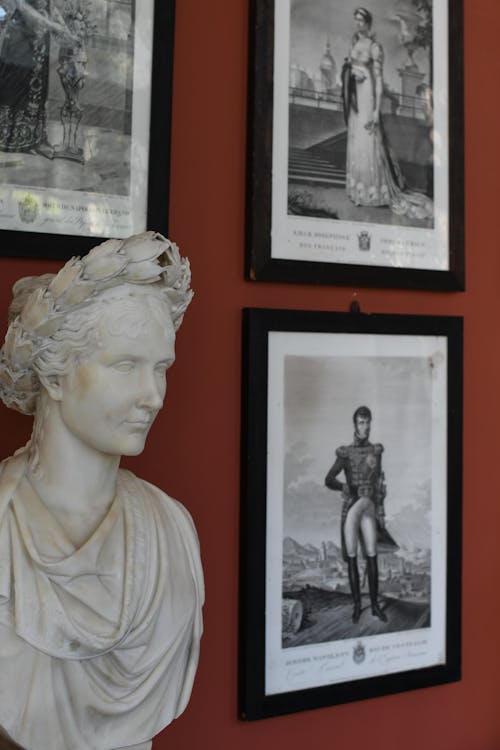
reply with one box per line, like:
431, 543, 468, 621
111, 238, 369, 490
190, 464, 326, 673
155, 363, 168, 375
112, 361, 135, 373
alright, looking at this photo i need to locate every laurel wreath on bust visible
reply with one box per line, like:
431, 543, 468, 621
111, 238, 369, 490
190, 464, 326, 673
0, 231, 193, 415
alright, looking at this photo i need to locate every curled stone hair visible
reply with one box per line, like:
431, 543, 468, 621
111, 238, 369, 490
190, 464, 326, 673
0, 231, 193, 416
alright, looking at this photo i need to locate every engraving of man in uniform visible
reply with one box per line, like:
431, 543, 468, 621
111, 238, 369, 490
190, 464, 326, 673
325, 406, 388, 624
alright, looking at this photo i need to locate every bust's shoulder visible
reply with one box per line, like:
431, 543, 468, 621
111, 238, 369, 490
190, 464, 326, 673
119, 471, 203, 602
0, 451, 31, 527
0, 449, 28, 494
335, 445, 348, 458
119, 468, 177, 503
118, 468, 197, 530
119, 468, 163, 495
372, 443, 384, 454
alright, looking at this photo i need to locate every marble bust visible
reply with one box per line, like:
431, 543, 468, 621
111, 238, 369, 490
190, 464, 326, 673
0, 233, 204, 750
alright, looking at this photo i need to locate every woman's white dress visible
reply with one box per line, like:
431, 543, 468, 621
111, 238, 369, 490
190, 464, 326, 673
345, 35, 433, 221
0, 451, 204, 750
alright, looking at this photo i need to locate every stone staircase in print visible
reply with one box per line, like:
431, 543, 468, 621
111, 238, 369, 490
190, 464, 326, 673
288, 147, 346, 188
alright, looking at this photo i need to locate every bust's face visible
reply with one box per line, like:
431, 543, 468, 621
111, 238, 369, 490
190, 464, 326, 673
56, 296, 176, 457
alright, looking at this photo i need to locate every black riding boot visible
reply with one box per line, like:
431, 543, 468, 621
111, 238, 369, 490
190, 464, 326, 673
366, 555, 387, 622
347, 556, 361, 623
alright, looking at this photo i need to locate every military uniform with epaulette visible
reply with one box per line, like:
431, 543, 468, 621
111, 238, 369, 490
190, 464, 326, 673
325, 406, 388, 624
325, 438, 386, 557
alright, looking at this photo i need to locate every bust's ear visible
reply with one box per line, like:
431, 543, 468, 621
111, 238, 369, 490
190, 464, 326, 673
38, 374, 64, 401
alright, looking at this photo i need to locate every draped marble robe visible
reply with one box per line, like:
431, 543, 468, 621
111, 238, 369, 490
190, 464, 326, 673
0, 450, 204, 750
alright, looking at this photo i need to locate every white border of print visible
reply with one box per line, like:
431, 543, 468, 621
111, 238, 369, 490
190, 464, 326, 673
0, 1, 153, 240
265, 331, 447, 696
271, 0, 449, 271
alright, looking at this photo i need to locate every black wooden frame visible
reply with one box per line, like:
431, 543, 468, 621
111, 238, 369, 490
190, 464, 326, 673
240, 307, 463, 720
246, 1, 464, 290
0, 0, 175, 260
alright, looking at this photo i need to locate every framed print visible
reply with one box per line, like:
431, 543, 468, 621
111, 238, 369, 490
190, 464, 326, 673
0, 0, 175, 260
246, 0, 464, 290
240, 308, 462, 719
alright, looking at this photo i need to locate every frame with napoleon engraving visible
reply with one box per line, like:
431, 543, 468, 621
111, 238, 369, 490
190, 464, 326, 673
240, 307, 462, 719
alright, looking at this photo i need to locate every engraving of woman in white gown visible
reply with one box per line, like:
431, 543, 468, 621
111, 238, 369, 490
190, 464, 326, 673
342, 7, 433, 221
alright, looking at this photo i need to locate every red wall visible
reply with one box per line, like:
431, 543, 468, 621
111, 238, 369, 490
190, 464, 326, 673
0, 0, 498, 748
